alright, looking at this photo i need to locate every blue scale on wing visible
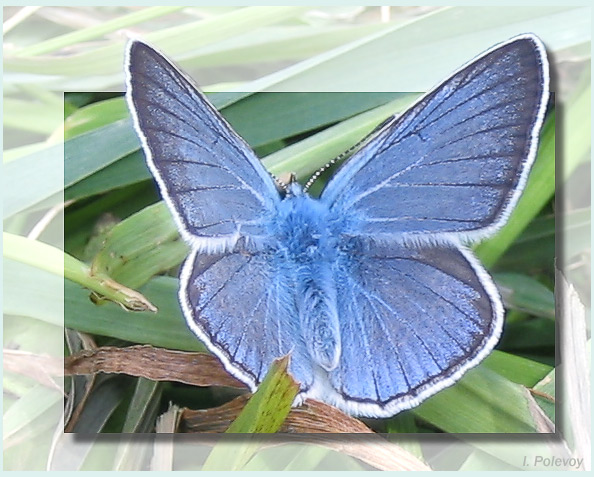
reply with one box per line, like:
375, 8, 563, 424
127, 42, 279, 240
329, 243, 496, 404
182, 249, 314, 390
322, 39, 546, 238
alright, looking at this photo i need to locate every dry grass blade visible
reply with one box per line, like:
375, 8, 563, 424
4, 349, 63, 391
525, 388, 556, 434
285, 400, 431, 470
283, 399, 373, 433
180, 397, 373, 434
151, 404, 183, 471
558, 272, 591, 470
182, 395, 249, 433
64, 345, 246, 388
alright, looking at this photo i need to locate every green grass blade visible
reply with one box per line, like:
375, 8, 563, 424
3, 143, 63, 219
15, 7, 185, 57
120, 378, 163, 434
5, 6, 311, 77
64, 151, 150, 201
414, 365, 541, 433
482, 350, 552, 386
237, 7, 589, 94
64, 97, 129, 140
90, 202, 188, 289
4, 232, 156, 312
3, 384, 63, 449
494, 272, 555, 319
227, 355, 298, 434
64, 118, 139, 188
4, 258, 63, 326
263, 93, 417, 180
65, 276, 201, 351
203, 356, 298, 469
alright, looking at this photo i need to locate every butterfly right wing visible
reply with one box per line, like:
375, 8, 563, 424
126, 40, 280, 252
320, 35, 549, 244
180, 248, 314, 392
303, 241, 502, 417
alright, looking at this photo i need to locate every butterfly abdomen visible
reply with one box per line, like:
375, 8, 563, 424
273, 192, 343, 371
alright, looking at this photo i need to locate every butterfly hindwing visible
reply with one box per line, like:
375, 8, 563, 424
180, 247, 314, 391
321, 35, 549, 243
126, 41, 280, 250
306, 242, 502, 417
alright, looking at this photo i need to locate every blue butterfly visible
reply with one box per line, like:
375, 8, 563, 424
125, 34, 549, 418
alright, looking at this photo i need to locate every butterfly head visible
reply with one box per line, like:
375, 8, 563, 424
285, 178, 305, 198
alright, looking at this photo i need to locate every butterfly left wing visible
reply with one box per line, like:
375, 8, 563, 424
126, 41, 280, 251
180, 248, 314, 393
304, 242, 502, 417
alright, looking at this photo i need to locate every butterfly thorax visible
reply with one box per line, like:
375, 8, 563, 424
272, 186, 342, 372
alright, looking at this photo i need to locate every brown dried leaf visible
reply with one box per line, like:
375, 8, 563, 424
283, 398, 373, 433
64, 345, 246, 388
180, 397, 373, 434
181, 395, 249, 433
295, 434, 431, 471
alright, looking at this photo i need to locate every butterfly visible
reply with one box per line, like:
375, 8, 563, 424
125, 34, 549, 418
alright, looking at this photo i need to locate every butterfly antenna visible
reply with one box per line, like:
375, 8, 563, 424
303, 115, 398, 192
304, 150, 350, 192
270, 172, 290, 194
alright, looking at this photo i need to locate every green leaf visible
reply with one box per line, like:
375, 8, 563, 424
203, 356, 298, 469
239, 7, 589, 94
120, 378, 163, 434
494, 272, 555, 319
64, 97, 130, 140
4, 232, 156, 312
496, 213, 555, 274
5, 6, 311, 77
64, 118, 140, 188
65, 275, 201, 352
499, 318, 555, 356
227, 355, 298, 434
64, 151, 150, 201
3, 142, 63, 219
263, 93, 418, 181
414, 365, 539, 433
4, 97, 63, 134
482, 350, 552, 387
15, 7, 186, 57
223, 91, 403, 148
3, 258, 63, 326
91, 202, 189, 289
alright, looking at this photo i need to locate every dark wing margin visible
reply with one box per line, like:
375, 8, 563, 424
125, 40, 280, 251
320, 34, 549, 243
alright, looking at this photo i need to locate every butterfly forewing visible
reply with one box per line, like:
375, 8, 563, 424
126, 41, 280, 250
321, 36, 549, 243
